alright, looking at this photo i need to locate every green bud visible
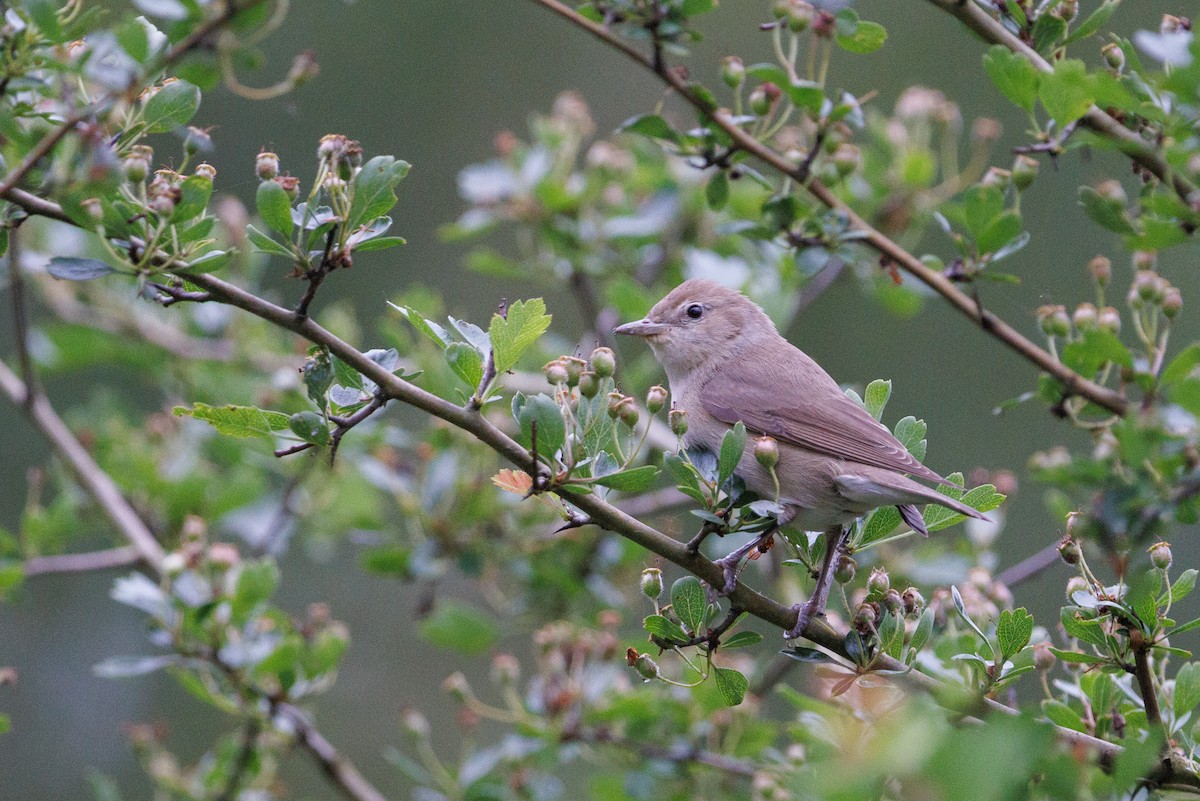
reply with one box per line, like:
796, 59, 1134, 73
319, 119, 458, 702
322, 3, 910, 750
867, 567, 889, 597
1057, 535, 1082, 566
617, 398, 639, 429
1088, 255, 1111, 287
578, 370, 599, 398
640, 567, 664, 599
606, 391, 624, 419
1163, 287, 1182, 319
590, 347, 616, 378
1132, 270, 1163, 304
1101, 43, 1125, 72
558, 356, 585, 388
544, 358, 569, 386
834, 555, 857, 585
1011, 155, 1039, 190
1037, 305, 1070, 338
645, 385, 668, 415
882, 588, 903, 615
490, 654, 520, 685
1033, 641, 1056, 671
1098, 306, 1121, 334
627, 648, 660, 680
720, 55, 745, 89
256, 151, 280, 181
1072, 303, 1098, 332
1149, 541, 1173, 571
194, 162, 216, 181
753, 435, 780, 470
184, 126, 211, 155
852, 602, 878, 635
669, 407, 689, 437
441, 671, 473, 702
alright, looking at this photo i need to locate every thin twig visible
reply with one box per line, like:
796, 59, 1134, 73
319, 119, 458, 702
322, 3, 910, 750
528, 0, 1128, 417
996, 541, 1063, 587
23, 545, 141, 576
275, 702, 392, 801
273, 393, 387, 462
215, 718, 261, 801
564, 726, 758, 778
6, 224, 36, 406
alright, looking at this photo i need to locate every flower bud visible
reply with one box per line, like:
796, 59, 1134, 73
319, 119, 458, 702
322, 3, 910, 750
590, 347, 616, 378
184, 126, 211, 155
749, 84, 773, 116
785, 0, 815, 32
544, 358, 569, 386
149, 193, 176, 216
669, 407, 689, 437
867, 567, 890, 597
208, 542, 239, 568
645, 385, 668, 415
1057, 535, 1082, 566
834, 555, 857, 585
1163, 287, 1182, 319
194, 162, 216, 181
1098, 306, 1121, 334
1052, 0, 1077, 21
1065, 575, 1089, 601
640, 567, 664, 599
490, 653, 520, 685
1033, 641, 1056, 671
720, 55, 745, 88
1094, 180, 1127, 205
562, 357, 586, 387
1088, 255, 1111, 287
882, 588, 903, 615
626, 648, 660, 680
1011, 155, 1039, 190
578, 371, 599, 398
401, 708, 431, 739
256, 151, 280, 181
832, 144, 860, 178
1101, 42, 1125, 72
274, 174, 300, 200
1132, 270, 1163, 304
1037, 305, 1070, 338
852, 602, 878, 635
1149, 541, 1173, 571
901, 587, 925, 617
617, 397, 639, 428
441, 671, 473, 702
1072, 303, 1098, 332
754, 436, 780, 470
1133, 250, 1157, 271
1161, 14, 1186, 34
980, 166, 1011, 189
123, 145, 153, 183
606, 391, 624, 419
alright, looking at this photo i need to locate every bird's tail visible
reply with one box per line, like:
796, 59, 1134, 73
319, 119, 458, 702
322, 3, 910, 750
836, 471, 989, 537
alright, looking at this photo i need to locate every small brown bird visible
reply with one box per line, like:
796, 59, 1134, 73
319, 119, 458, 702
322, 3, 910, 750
615, 279, 986, 637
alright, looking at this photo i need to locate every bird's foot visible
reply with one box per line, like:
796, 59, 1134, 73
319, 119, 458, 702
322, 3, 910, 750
785, 599, 821, 640
708, 533, 774, 598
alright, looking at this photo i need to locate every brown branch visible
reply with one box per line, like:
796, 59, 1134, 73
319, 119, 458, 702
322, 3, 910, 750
529, 0, 1128, 418
23, 545, 142, 576
923, 0, 1198, 207
275, 702, 393, 801
564, 726, 758, 778
177, 269, 1132, 770
1133, 635, 1165, 734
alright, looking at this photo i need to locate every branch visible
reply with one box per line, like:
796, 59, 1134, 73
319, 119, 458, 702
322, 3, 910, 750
23, 545, 142, 576
564, 726, 758, 778
275, 702, 393, 801
7, 225, 36, 406
923, 0, 1199, 208
528, 0, 1128, 417
178, 269, 1134, 771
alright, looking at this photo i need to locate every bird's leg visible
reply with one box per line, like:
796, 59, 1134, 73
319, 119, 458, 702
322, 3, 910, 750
709, 507, 796, 598
786, 525, 849, 640
686, 520, 719, 554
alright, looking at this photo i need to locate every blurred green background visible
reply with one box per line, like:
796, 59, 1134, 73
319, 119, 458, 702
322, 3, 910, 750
0, 1, 1192, 798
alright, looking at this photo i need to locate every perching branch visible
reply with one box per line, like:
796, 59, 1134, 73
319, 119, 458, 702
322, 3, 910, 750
22, 545, 142, 576
923, 0, 1200, 208
528, 0, 1129, 418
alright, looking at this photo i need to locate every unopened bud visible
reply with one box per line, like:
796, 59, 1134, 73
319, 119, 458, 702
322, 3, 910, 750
544, 359, 569, 386
578, 371, 599, 398
853, 602, 878, 634
1073, 303, 1098, 332
901, 587, 925, 617
256, 151, 280, 181
867, 567, 890, 597
1132, 270, 1163, 304
669, 408, 689, 437
1058, 535, 1082, 566
194, 162, 216, 181
721, 55, 745, 88
834, 555, 857, 584
1033, 641, 1056, 671
562, 357, 586, 387
1052, 0, 1077, 21
1065, 575, 1089, 602
1088, 255, 1111, 287
1101, 43, 1125, 72
641, 567, 664, 599
606, 391, 624, 419
80, 197, 102, 222
491, 654, 520, 685
274, 174, 300, 200
1133, 250, 1157, 271
1011, 155, 1039, 190
1163, 287, 1182, 319
208, 542, 239, 568
646, 385, 668, 415
754, 436, 780, 470
882, 588, 903, 615
1149, 541, 1173, 571
149, 193, 176, 216
401, 708, 431, 738
1098, 306, 1121, 334
184, 126, 211, 155
785, 0, 815, 32
1037, 304, 1070, 338
750, 83, 780, 116
617, 398, 639, 428
590, 347, 616, 378
626, 648, 660, 680
980, 167, 1011, 189
441, 671, 473, 702
123, 145, 153, 183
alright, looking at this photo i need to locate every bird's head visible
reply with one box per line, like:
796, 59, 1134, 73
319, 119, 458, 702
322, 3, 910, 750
613, 279, 776, 380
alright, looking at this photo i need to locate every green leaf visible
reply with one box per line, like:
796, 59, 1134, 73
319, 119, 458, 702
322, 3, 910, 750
302, 347, 334, 408
446, 341, 484, 388
721, 630, 763, 649
1061, 329, 1133, 376
489, 298, 553, 374
1049, 648, 1109, 665
863, 379, 891, 421
352, 235, 406, 253
171, 175, 212, 223
1042, 699, 1086, 732
512, 393, 566, 459
962, 184, 1005, 239
893, 416, 927, 461
996, 608, 1034, 660
1173, 662, 1200, 718
619, 114, 680, 144
644, 614, 689, 642
182, 249, 233, 274
909, 608, 934, 656
1077, 186, 1136, 235
288, 411, 329, 445
982, 45, 1040, 112
256, 180, 294, 237
390, 304, 450, 348
173, 403, 290, 438
670, 576, 706, 635
1064, 0, 1119, 43
1164, 569, 1198, 605
1060, 607, 1109, 648
924, 484, 1005, 533
232, 559, 279, 620
717, 421, 747, 486
859, 506, 902, 546
333, 356, 365, 392
592, 466, 660, 493
143, 80, 201, 133
1161, 345, 1200, 387
706, 171, 729, 210
713, 667, 748, 706
1031, 13, 1067, 53
681, 0, 716, 15
977, 210, 1022, 255
348, 156, 411, 231
833, 10, 887, 54
1038, 59, 1095, 126
47, 257, 118, 281
246, 224, 296, 258
419, 599, 497, 655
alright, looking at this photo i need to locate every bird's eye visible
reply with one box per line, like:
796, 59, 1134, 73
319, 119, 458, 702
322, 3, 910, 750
686, 304, 704, 320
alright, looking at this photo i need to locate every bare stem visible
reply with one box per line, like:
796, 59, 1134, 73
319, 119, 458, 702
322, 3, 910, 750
23, 545, 142, 576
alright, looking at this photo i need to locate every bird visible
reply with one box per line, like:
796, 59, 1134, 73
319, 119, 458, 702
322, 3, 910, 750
613, 278, 987, 638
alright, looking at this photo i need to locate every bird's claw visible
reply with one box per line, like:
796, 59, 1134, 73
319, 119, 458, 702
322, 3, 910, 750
785, 600, 818, 640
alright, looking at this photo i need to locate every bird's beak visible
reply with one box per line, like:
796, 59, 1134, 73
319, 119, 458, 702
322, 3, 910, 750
613, 319, 669, 337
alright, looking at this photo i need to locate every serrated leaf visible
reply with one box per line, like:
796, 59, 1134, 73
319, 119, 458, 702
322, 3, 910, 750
47, 257, 117, 281
1049, 648, 1109, 665
1064, 0, 1119, 44
644, 614, 689, 642
1061, 329, 1133, 375
923, 484, 1005, 533
390, 303, 451, 349
671, 576, 706, 635
863, 379, 891, 421
1061, 607, 1109, 648
996, 607, 1034, 660
982, 45, 1040, 112
446, 341, 484, 388
1039, 59, 1095, 126
717, 422, 747, 487
173, 403, 290, 438
489, 298, 552, 374
143, 80, 200, 132
713, 667, 748, 706
721, 630, 763, 649
1031, 13, 1067, 53
978, 210, 1022, 255
893, 416, 927, 461
592, 466, 659, 493
256, 179, 294, 237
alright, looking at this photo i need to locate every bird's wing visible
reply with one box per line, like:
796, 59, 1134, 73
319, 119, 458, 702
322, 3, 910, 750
699, 350, 949, 485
